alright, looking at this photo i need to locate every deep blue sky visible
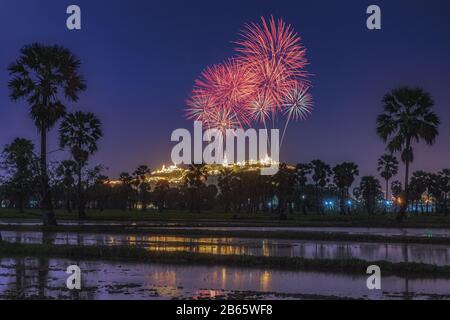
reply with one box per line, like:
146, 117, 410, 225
1, 0, 449, 181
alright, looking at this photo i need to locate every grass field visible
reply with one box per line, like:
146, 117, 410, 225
1, 208, 450, 228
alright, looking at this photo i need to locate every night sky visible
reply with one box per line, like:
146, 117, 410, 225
1, 0, 449, 181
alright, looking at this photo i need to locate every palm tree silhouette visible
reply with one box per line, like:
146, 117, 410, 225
154, 179, 170, 212
59, 111, 103, 218
55, 160, 77, 213
1, 138, 37, 213
311, 160, 331, 214
377, 154, 399, 201
359, 176, 382, 215
332, 162, 359, 214
183, 164, 208, 213
295, 163, 312, 215
377, 87, 440, 220
133, 165, 152, 211
8, 44, 86, 225
119, 172, 134, 210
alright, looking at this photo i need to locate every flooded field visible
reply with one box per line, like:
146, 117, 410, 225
2, 219, 450, 300
0, 257, 448, 300
2, 231, 450, 266
169, 226, 450, 237
2, 219, 450, 238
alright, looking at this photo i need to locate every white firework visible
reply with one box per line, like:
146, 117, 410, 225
283, 85, 313, 121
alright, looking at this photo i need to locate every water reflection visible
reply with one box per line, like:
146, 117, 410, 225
170, 226, 450, 237
0, 258, 449, 300
3, 231, 450, 266
2, 219, 450, 238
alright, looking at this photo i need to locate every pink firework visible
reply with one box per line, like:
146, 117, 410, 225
186, 16, 312, 138
235, 16, 309, 113
193, 59, 255, 127
247, 93, 272, 124
186, 94, 215, 123
207, 107, 240, 132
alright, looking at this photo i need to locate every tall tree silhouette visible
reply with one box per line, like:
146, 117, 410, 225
1, 138, 38, 213
311, 160, 331, 214
377, 154, 399, 201
59, 111, 103, 218
119, 172, 134, 210
333, 162, 359, 214
183, 164, 208, 213
133, 165, 151, 211
295, 163, 312, 215
359, 176, 382, 215
55, 160, 77, 213
8, 44, 86, 225
377, 87, 440, 220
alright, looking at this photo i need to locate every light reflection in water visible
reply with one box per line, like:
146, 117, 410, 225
1, 258, 449, 300
3, 231, 450, 266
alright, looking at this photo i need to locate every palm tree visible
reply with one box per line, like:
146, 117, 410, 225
332, 162, 359, 214
377, 87, 440, 220
91, 174, 110, 212
1, 138, 38, 213
8, 44, 86, 225
59, 111, 103, 218
133, 165, 151, 211
154, 179, 170, 212
359, 176, 382, 215
431, 169, 450, 215
377, 154, 399, 200
273, 163, 296, 217
183, 164, 208, 212
55, 160, 77, 213
119, 172, 134, 210
295, 163, 312, 215
311, 160, 331, 214
409, 171, 430, 213
218, 167, 234, 212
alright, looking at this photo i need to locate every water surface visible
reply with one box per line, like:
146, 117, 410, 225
0, 257, 448, 300
3, 231, 450, 265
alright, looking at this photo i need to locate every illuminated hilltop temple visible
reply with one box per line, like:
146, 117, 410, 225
111, 156, 282, 188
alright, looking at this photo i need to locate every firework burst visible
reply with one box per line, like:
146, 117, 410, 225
185, 16, 313, 143
283, 84, 313, 121
186, 94, 215, 123
192, 59, 255, 127
207, 107, 240, 132
247, 93, 272, 124
281, 84, 313, 144
235, 16, 309, 111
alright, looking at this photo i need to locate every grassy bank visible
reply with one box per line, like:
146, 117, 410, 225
2, 208, 450, 228
0, 224, 448, 244
0, 241, 449, 278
